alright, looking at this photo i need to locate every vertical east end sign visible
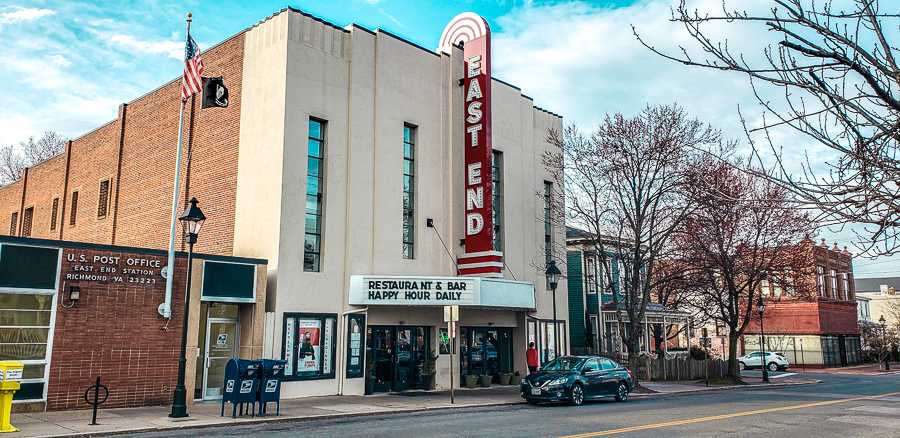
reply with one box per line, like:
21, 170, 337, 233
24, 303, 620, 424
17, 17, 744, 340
439, 12, 503, 277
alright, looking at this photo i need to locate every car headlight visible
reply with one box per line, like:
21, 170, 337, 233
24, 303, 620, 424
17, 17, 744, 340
543, 377, 568, 388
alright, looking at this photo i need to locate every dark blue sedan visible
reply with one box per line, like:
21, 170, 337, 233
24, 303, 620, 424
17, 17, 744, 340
520, 356, 635, 406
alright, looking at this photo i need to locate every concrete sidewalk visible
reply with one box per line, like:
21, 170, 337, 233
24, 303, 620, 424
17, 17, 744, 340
7, 379, 819, 438
815, 362, 900, 375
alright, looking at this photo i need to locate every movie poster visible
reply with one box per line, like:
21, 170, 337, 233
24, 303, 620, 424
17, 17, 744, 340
297, 319, 322, 375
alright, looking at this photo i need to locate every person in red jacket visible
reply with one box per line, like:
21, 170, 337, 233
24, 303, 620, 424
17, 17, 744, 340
526, 342, 539, 374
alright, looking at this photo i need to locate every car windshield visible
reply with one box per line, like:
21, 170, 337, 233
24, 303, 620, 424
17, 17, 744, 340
541, 357, 585, 371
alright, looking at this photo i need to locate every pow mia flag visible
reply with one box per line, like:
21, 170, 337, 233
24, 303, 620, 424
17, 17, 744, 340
201, 76, 229, 108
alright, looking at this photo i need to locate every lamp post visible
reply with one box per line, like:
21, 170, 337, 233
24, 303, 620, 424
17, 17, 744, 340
756, 295, 769, 383
545, 260, 562, 360
169, 197, 206, 418
879, 315, 890, 371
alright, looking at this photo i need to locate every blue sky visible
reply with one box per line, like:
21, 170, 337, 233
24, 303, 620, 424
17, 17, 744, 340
1, 0, 896, 276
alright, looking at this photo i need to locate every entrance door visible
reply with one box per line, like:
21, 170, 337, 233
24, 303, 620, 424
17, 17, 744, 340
367, 326, 395, 393
395, 327, 413, 392
202, 319, 238, 399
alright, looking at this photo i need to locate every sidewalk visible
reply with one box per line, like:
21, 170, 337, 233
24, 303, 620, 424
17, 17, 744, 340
7, 379, 820, 438
815, 362, 900, 375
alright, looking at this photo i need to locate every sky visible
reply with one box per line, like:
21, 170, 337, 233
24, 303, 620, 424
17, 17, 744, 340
0, 0, 896, 277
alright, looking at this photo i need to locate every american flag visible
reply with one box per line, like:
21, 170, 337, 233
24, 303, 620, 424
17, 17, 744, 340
181, 34, 204, 101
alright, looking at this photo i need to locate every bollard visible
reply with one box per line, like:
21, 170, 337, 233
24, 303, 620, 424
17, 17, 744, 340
83, 376, 109, 426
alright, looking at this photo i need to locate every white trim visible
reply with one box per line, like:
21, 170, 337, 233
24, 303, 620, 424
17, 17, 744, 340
459, 250, 504, 258
457, 261, 503, 269
43, 248, 61, 406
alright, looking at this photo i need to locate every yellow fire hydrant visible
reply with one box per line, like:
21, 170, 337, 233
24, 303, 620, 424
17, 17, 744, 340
0, 361, 23, 433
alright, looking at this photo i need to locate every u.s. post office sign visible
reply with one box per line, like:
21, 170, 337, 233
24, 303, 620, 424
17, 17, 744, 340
349, 275, 480, 306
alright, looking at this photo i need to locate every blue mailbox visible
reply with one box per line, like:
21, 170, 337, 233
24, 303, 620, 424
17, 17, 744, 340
257, 359, 287, 416
221, 358, 262, 418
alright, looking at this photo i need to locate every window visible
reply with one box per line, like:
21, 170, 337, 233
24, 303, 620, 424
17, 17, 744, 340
599, 358, 617, 370
543, 181, 553, 264
816, 266, 825, 296
601, 258, 612, 294
0, 289, 55, 402
9, 212, 17, 235
69, 191, 78, 226
282, 313, 336, 380
584, 255, 597, 294
304, 118, 325, 272
491, 150, 503, 252
50, 198, 58, 231
829, 269, 837, 298
844, 273, 853, 300
402, 125, 415, 259
97, 179, 110, 218
21, 207, 33, 237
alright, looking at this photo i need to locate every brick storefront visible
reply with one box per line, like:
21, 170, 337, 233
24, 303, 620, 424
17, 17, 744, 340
47, 248, 187, 410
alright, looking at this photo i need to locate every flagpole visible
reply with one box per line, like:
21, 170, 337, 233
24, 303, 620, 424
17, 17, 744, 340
160, 12, 192, 319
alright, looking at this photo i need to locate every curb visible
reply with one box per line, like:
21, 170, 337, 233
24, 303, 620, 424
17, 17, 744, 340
23, 381, 822, 438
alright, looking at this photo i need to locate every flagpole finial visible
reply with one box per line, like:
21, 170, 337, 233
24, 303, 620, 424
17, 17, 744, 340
186, 12, 192, 22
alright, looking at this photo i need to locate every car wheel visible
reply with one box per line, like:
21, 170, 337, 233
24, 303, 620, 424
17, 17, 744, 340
739, 361, 746, 371
569, 384, 584, 406
767, 362, 778, 372
614, 382, 628, 402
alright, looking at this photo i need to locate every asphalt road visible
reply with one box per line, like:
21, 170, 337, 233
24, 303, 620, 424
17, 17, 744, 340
125, 371, 900, 437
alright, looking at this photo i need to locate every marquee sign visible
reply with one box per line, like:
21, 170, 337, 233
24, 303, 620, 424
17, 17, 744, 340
439, 12, 503, 277
349, 275, 480, 306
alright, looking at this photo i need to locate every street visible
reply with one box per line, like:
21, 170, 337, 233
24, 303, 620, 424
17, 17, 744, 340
123, 371, 900, 437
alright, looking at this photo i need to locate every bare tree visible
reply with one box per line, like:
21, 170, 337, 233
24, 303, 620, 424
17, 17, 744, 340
545, 104, 720, 373
0, 131, 66, 185
635, 0, 900, 256
677, 157, 813, 378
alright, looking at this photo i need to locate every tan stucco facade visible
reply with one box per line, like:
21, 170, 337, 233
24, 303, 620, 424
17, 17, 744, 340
232, 9, 565, 397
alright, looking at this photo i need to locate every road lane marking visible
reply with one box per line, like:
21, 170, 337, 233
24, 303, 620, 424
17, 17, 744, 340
559, 392, 900, 438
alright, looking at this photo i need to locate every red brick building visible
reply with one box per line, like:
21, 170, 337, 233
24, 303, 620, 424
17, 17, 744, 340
0, 26, 244, 256
1, 235, 266, 412
742, 237, 861, 367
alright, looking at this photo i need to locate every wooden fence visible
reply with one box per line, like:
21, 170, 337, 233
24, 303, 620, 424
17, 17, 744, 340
635, 355, 728, 381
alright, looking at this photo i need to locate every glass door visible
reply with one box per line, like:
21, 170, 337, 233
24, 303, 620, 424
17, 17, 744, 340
395, 328, 413, 392
366, 326, 395, 393
203, 319, 238, 399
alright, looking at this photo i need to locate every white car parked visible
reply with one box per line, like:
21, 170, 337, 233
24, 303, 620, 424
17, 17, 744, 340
738, 351, 790, 371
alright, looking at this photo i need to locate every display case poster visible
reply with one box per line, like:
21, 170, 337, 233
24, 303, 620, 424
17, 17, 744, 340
297, 319, 322, 374
323, 318, 335, 374
284, 318, 295, 376
345, 314, 366, 378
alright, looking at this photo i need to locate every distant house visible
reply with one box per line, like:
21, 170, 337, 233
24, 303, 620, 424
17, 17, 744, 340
854, 276, 900, 329
565, 226, 690, 356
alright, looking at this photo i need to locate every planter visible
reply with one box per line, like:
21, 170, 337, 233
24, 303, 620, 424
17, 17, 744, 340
498, 373, 512, 385
421, 373, 435, 390
510, 374, 522, 385
479, 375, 492, 387
463, 374, 478, 388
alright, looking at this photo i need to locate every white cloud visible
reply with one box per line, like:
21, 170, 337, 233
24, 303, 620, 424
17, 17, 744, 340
100, 32, 183, 60
0, 6, 55, 27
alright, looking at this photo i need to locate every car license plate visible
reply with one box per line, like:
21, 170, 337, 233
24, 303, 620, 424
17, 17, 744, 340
531, 388, 542, 396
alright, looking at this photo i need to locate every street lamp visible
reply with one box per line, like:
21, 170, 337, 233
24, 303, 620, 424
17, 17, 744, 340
170, 197, 206, 418
757, 295, 769, 383
545, 260, 562, 360
879, 315, 890, 371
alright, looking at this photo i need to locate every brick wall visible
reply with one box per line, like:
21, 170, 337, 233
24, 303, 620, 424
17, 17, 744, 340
0, 32, 245, 256
47, 247, 188, 410
744, 300, 859, 336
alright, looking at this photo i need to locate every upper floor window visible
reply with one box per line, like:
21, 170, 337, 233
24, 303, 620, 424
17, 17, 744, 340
829, 269, 838, 298
492, 150, 503, 252
97, 179, 110, 218
9, 212, 18, 235
543, 181, 553, 264
21, 207, 33, 237
69, 191, 79, 226
402, 125, 416, 259
304, 118, 326, 272
843, 273, 853, 300
50, 198, 59, 231
816, 266, 825, 296
584, 255, 597, 294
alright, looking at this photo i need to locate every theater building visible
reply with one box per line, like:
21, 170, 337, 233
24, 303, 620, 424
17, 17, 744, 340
0, 7, 566, 406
